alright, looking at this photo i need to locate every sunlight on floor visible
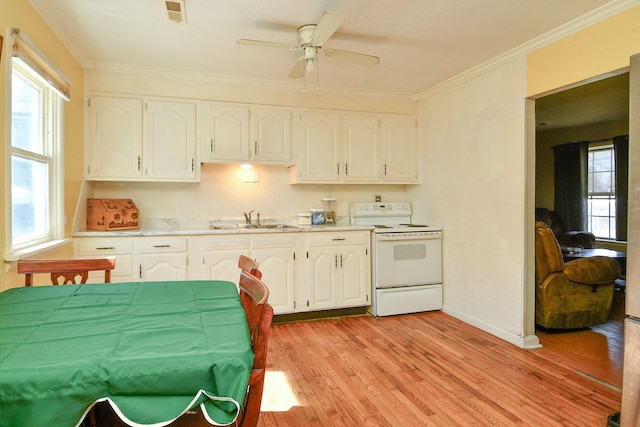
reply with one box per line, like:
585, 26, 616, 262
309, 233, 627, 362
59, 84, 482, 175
260, 371, 301, 411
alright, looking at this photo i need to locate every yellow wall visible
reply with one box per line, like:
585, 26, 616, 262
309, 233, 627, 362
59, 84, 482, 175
0, 0, 84, 290
527, 5, 640, 96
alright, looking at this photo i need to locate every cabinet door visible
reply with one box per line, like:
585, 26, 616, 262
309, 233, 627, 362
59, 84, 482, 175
342, 114, 379, 182
339, 245, 370, 307
202, 251, 246, 284
380, 117, 419, 183
251, 108, 291, 163
137, 254, 187, 281
252, 248, 295, 314
306, 247, 339, 310
297, 112, 341, 182
144, 100, 197, 181
87, 97, 143, 179
204, 104, 250, 161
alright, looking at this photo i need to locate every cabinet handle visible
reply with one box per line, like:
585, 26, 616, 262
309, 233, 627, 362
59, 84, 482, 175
384, 163, 387, 176
332, 238, 345, 241
336, 162, 340, 175
139, 265, 142, 279
345, 162, 348, 176
335, 254, 338, 269
153, 244, 172, 248
210, 138, 213, 153
191, 158, 194, 172
254, 140, 258, 156
340, 254, 343, 268
137, 156, 141, 171
95, 246, 115, 250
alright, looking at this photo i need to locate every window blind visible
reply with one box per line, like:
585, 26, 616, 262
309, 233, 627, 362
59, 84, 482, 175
11, 28, 71, 101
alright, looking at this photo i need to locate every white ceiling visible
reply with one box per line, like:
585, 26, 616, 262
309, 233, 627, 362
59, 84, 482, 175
31, 0, 619, 95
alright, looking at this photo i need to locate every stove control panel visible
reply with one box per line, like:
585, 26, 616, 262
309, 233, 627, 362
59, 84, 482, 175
375, 231, 442, 240
351, 202, 412, 217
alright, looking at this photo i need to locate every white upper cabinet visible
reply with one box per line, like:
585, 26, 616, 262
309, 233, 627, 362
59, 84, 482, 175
295, 111, 341, 182
202, 104, 291, 164
291, 111, 419, 184
86, 96, 198, 182
87, 96, 143, 179
144, 100, 197, 181
251, 107, 291, 163
203, 104, 250, 162
342, 114, 379, 182
380, 116, 419, 183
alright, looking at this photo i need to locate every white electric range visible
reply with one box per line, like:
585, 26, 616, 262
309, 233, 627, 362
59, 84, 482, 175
350, 202, 443, 316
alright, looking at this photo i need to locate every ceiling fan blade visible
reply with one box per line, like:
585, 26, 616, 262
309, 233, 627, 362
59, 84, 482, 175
236, 39, 299, 50
288, 58, 306, 78
324, 49, 380, 67
311, 12, 344, 44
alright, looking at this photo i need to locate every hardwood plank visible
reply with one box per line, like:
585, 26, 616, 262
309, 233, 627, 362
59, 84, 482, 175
259, 312, 620, 426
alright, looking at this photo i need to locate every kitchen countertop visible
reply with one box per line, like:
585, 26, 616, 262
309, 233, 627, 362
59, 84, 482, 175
73, 218, 373, 237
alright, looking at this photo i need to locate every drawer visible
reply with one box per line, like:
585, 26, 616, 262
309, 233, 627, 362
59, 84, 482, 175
134, 237, 187, 253
203, 235, 251, 251
251, 234, 297, 249
86, 254, 134, 282
75, 238, 133, 255
306, 231, 369, 246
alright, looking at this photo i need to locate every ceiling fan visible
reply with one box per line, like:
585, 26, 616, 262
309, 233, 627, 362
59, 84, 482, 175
237, 12, 380, 79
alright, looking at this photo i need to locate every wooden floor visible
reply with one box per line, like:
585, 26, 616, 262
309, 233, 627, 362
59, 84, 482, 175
534, 289, 625, 390
257, 310, 621, 427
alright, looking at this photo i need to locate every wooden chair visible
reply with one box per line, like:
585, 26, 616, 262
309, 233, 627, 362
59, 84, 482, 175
236, 268, 273, 427
238, 254, 262, 279
17, 256, 116, 286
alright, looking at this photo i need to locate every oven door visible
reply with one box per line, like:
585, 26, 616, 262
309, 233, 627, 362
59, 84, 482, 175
374, 233, 442, 288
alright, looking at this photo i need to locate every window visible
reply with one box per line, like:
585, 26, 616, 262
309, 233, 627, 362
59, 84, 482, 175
587, 144, 616, 239
8, 29, 67, 255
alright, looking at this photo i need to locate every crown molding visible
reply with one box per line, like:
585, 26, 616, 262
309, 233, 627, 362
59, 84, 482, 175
418, 0, 640, 99
90, 62, 417, 101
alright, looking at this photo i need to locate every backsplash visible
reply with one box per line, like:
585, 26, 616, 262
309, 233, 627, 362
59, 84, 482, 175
75, 164, 407, 231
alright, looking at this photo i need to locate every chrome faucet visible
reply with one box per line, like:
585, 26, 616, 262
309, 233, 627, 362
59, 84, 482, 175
243, 210, 254, 224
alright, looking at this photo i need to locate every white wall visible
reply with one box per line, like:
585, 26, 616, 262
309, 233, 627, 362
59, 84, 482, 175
409, 57, 532, 347
90, 164, 406, 225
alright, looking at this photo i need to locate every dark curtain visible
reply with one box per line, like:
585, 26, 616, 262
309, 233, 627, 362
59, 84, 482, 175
614, 135, 629, 241
553, 141, 589, 231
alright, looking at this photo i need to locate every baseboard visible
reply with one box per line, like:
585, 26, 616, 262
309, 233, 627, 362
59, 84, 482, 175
443, 305, 541, 349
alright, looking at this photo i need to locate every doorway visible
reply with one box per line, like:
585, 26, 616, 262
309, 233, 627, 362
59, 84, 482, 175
532, 72, 629, 389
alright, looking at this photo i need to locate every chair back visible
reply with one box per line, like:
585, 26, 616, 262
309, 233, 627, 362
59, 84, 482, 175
17, 257, 116, 286
534, 221, 565, 282
238, 254, 262, 279
235, 263, 273, 427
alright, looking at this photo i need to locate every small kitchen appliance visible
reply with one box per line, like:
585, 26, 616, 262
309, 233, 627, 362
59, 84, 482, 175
350, 202, 442, 316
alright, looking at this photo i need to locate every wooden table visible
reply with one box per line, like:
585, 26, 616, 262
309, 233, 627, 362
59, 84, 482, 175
0, 280, 253, 427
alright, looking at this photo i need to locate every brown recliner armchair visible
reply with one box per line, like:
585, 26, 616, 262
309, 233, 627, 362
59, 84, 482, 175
535, 221, 621, 329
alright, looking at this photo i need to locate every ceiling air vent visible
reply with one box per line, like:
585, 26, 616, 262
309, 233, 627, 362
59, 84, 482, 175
165, 0, 186, 24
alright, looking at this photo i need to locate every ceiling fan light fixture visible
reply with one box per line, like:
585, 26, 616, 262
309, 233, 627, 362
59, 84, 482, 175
305, 57, 316, 72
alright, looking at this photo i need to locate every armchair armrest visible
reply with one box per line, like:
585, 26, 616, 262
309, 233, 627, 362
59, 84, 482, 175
562, 256, 622, 284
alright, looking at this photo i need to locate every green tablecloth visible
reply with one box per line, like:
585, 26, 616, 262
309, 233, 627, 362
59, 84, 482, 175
0, 280, 254, 427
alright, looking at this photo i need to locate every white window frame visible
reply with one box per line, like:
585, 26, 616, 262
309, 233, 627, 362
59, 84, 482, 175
5, 31, 66, 260
586, 143, 616, 240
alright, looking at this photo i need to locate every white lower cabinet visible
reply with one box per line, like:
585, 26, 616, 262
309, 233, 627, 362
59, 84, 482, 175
134, 237, 188, 281
303, 231, 370, 311
73, 237, 135, 282
74, 229, 369, 315
195, 235, 252, 283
